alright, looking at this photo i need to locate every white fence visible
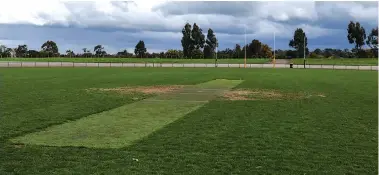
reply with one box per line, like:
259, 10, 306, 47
0, 62, 377, 71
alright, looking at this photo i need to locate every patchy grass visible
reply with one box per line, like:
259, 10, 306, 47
221, 89, 326, 101
88, 85, 185, 95
0, 68, 377, 174
0, 57, 270, 64
292, 58, 378, 65
11, 80, 242, 149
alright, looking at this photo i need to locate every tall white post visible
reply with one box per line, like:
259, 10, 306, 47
274, 32, 276, 58
245, 27, 246, 57
304, 35, 305, 60
244, 26, 247, 68
303, 34, 306, 68
273, 31, 276, 68
216, 46, 217, 59
215, 43, 218, 67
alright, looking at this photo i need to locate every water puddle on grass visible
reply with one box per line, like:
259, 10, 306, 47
10, 79, 244, 149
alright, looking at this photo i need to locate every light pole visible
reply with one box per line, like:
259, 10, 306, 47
303, 34, 306, 69
273, 31, 276, 68
215, 42, 218, 67
244, 26, 247, 68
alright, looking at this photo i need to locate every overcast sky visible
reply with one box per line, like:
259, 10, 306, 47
0, 1, 378, 54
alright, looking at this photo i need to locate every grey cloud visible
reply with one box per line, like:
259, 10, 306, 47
153, 1, 255, 17
154, 1, 318, 22
0, 1, 377, 54
315, 1, 378, 23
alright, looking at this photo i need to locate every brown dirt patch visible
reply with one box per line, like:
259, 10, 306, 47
223, 89, 285, 101
223, 90, 252, 100
88, 85, 185, 95
222, 89, 325, 101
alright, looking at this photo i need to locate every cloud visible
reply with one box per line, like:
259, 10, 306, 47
315, 2, 378, 24
0, 1, 377, 54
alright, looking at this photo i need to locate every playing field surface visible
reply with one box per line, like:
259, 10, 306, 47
11, 79, 243, 148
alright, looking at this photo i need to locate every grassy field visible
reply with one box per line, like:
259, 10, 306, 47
0, 57, 270, 64
292, 58, 378, 66
0, 68, 377, 174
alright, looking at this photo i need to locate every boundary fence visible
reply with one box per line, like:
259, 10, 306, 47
0, 62, 377, 71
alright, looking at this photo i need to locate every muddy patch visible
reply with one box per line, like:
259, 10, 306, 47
222, 89, 326, 101
87, 85, 185, 95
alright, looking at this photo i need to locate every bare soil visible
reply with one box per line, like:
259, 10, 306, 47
88, 86, 326, 101
88, 85, 185, 95
223, 89, 326, 101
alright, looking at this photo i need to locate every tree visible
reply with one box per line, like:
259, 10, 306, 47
158, 52, 165, 58
4, 48, 13, 57
366, 27, 378, 57
192, 48, 203, 59
41, 40, 59, 57
234, 44, 242, 58
27, 50, 40, 58
309, 52, 319, 58
66, 50, 75, 58
117, 49, 132, 57
286, 50, 298, 58
134, 40, 147, 58
166, 49, 180, 58
82, 48, 92, 58
313, 48, 322, 55
347, 21, 366, 57
0, 45, 6, 58
250, 39, 262, 58
203, 45, 212, 58
94, 45, 106, 57
181, 23, 194, 58
0, 45, 7, 58
323, 48, 336, 58
15, 45, 28, 57
260, 44, 272, 58
289, 28, 308, 58
191, 23, 205, 51
205, 28, 218, 59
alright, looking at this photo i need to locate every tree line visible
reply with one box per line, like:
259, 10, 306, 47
0, 21, 377, 59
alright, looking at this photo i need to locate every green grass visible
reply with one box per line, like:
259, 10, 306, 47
0, 68, 377, 174
0, 57, 269, 64
11, 79, 243, 148
292, 58, 378, 65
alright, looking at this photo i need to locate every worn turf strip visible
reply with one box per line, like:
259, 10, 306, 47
10, 79, 243, 148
